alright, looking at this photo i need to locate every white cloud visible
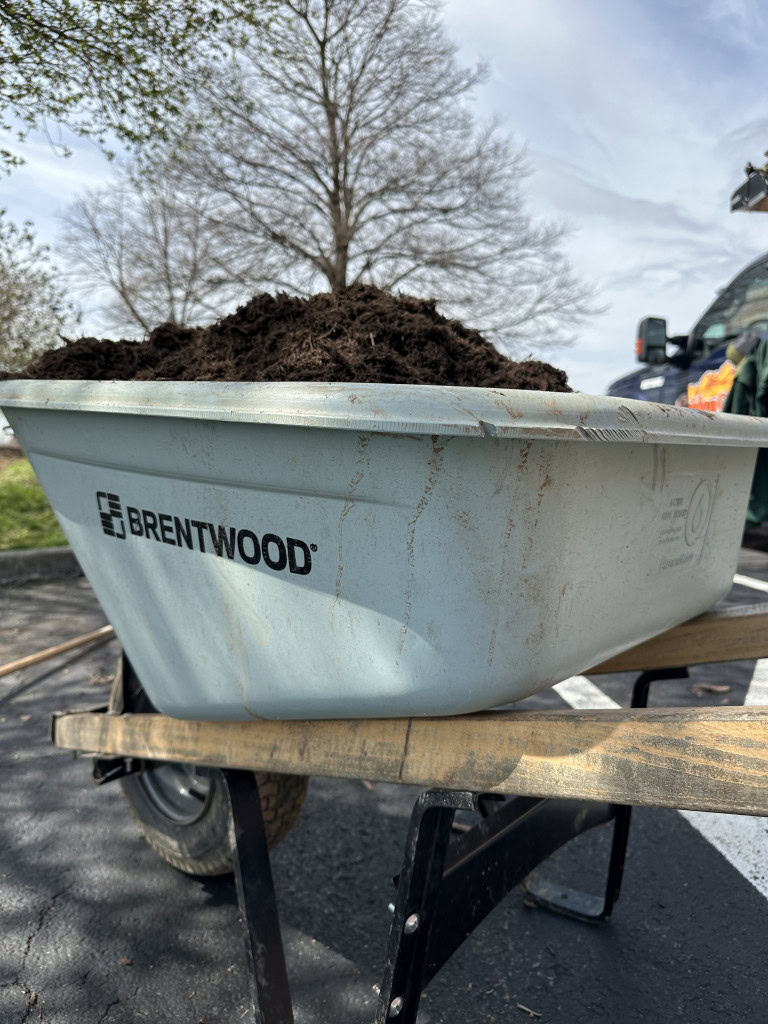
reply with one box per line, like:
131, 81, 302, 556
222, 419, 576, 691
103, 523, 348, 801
442, 0, 768, 393
697, 0, 768, 50
0, 127, 113, 246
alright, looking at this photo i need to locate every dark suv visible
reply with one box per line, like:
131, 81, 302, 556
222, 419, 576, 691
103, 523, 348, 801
607, 251, 768, 408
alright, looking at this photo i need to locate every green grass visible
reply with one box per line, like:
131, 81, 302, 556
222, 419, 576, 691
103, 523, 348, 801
0, 458, 68, 550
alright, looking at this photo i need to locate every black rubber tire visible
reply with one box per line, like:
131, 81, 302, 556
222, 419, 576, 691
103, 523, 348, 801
115, 658, 308, 876
120, 767, 308, 876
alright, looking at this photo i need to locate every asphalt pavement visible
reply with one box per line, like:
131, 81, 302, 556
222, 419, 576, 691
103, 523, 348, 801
2, 562, 768, 1024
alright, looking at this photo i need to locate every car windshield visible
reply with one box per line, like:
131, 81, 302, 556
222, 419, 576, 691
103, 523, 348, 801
692, 260, 768, 354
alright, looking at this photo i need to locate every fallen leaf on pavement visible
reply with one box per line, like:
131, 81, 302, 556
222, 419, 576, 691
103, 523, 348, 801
690, 683, 731, 697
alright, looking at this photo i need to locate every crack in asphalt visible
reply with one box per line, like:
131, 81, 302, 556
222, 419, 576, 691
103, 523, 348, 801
11, 883, 72, 1022
99, 984, 140, 1023
98, 996, 121, 1023
19, 990, 38, 1023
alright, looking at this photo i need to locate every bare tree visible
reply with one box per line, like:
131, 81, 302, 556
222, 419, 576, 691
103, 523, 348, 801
61, 164, 251, 334
170, 0, 596, 350
0, 211, 78, 372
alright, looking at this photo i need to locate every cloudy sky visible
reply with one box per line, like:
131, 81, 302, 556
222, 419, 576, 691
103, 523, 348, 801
442, 0, 768, 391
4, 0, 768, 394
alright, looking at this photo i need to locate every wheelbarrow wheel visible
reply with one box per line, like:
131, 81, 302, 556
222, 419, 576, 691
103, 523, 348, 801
114, 657, 309, 876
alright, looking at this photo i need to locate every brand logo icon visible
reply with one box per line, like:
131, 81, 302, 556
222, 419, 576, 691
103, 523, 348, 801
685, 480, 713, 546
94, 490, 316, 575
96, 491, 126, 539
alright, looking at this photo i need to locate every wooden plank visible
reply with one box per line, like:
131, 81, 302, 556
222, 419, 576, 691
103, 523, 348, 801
53, 706, 768, 816
589, 603, 768, 673
0, 625, 114, 679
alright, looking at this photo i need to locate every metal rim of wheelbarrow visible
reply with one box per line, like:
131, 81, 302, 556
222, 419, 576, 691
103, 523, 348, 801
138, 761, 214, 825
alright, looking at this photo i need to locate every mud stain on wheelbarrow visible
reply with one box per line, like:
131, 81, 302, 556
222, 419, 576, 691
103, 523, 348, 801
335, 434, 370, 606
396, 436, 445, 668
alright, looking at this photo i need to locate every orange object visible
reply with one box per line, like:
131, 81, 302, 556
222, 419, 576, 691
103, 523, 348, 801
687, 361, 736, 412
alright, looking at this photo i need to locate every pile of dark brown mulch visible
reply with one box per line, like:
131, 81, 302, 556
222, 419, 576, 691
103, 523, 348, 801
10, 285, 570, 391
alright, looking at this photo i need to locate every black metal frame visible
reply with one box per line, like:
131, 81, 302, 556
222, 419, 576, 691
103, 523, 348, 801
522, 665, 689, 923
223, 769, 295, 1024
91, 665, 689, 1024
376, 790, 618, 1023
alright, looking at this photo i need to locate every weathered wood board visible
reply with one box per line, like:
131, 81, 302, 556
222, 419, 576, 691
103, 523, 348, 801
54, 705, 768, 816
590, 603, 768, 673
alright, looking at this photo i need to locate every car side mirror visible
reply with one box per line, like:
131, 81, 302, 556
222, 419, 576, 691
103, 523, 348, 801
636, 317, 668, 364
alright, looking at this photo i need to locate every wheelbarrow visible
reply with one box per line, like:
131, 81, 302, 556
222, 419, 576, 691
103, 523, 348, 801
3, 379, 768, 1021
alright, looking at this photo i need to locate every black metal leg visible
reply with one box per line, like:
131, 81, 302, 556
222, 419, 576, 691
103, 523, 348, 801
222, 769, 294, 1024
600, 666, 689, 915
601, 666, 690, 914
600, 804, 631, 917
519, 803, 624, 924
378, 790, 623, 1020
631, 666, 688, 709
376, 790, 473, 1023
524, 665, 690, 922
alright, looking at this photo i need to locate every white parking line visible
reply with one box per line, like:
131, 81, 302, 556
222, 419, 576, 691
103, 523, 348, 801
678, 811, 768, 897
553, 673, 768, 900
744, 659, 768, 706
733, 573, 768, 594
553, 676, 620, 710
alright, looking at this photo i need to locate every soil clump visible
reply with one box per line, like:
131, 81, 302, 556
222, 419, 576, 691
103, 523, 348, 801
10, 285, 570, 391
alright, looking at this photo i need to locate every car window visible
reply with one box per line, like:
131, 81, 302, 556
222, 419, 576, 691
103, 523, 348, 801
702, 324, 726, 340
689, 322, 726, 358
692, 264, 768, 355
